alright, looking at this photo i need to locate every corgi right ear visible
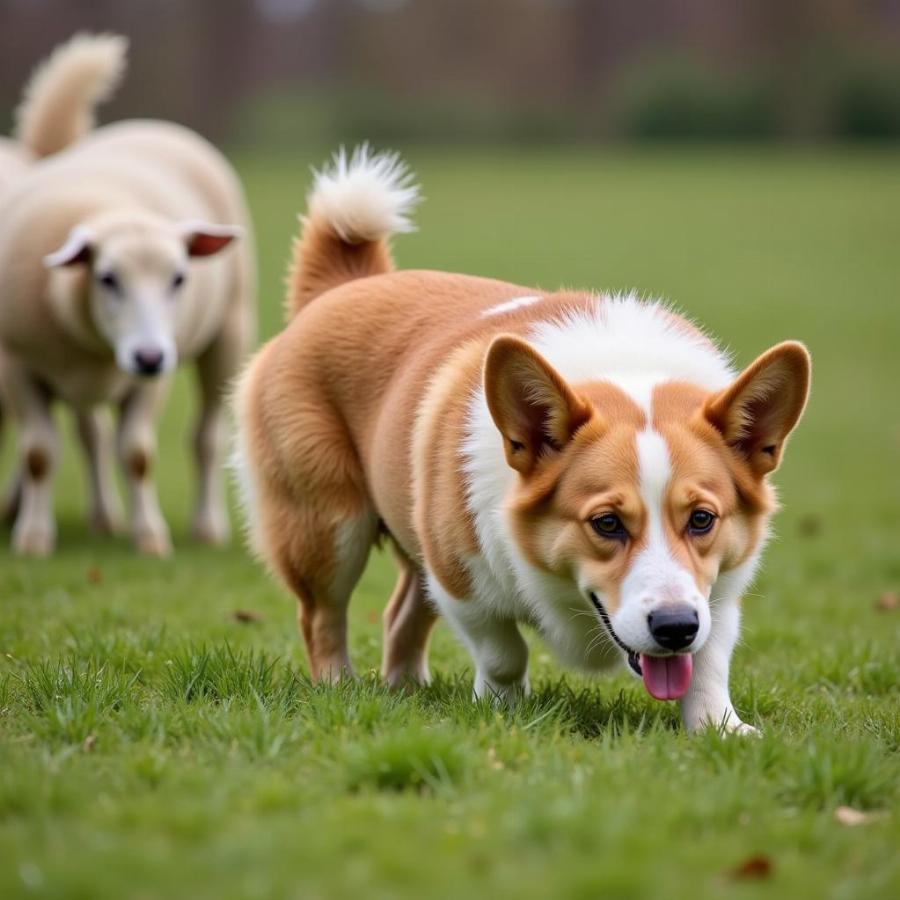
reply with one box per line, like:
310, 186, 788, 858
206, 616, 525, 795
43, 225, 95, 267
484, 334, 591, 475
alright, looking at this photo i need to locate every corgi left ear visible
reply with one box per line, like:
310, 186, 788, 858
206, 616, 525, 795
484, 335, 592, 475
179, 220, 243, 258
704, 341, 811, 476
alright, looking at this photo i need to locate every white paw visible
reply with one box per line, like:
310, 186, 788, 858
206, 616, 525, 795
683, 707, 761, 737
724, 719, 760, 737
473, 673, 530, 707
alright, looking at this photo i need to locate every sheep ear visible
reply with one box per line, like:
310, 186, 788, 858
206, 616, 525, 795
704, 341, 811, 476
180, 220, 243, 258
484, 334, 592, 475
43, 226, 95, 267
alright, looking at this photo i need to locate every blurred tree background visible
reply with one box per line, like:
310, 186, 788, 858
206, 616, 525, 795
1, 0, 899, 149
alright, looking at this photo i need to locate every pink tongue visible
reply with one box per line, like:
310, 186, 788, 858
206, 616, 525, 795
640, 654, 693, 701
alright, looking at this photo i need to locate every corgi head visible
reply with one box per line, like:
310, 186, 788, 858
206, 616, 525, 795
484, 334, 810, 700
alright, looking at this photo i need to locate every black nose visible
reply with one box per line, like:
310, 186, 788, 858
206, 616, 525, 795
133, 348, 164, 376
648, 607, 699, 651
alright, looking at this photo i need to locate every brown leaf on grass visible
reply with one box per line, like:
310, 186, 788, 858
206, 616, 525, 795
86, 567, 103, 584
82, 734, 96, 753
797, 514, 822, 537
230, 609, 263, 624
366, 610, 379, 625
834, 806, 888, 826
727, 854, 772, 880
876, 591, 898, 612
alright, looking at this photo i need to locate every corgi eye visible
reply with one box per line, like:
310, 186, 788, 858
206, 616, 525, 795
688, 509, 716, 535
171, 272, 186, 291
591, 513, 627, 540
97, 272, 120, 293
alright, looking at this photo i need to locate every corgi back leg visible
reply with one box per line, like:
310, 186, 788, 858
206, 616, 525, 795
240, 369, 378, 681
297, 505, 377, 681
381, 550, 438, 687
260, 479, 377, 682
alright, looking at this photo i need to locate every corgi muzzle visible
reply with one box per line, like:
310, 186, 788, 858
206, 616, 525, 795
590, 593, 694, 702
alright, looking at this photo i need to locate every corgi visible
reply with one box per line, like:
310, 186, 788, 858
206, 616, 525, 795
234, 147, 810, 734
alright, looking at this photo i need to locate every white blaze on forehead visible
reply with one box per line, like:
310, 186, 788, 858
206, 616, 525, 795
482, 295, 542, 318
636, 428, 672, 524
615, 428, 704, 648
633, 429, 676, 587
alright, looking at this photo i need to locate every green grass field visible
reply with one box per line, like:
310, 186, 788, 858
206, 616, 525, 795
1, 148, 898, 899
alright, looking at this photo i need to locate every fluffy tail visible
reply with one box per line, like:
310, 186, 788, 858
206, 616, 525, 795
14, 33, 128, 158
284, 144, 420, 321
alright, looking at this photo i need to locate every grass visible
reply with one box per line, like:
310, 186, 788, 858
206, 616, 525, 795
1, 146, 898, 899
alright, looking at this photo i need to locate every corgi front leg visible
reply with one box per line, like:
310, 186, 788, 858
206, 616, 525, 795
679, 598, 757, 735
429, 577, 529, 703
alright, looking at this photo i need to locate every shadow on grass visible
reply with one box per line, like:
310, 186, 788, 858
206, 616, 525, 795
416, 672, 679, 740
8, 641, 677, 745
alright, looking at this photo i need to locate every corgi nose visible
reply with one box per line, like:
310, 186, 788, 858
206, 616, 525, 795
133, 348, 164, 376
648, 607, 699, 651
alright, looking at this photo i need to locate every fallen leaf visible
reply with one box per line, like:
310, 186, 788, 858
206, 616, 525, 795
366, 610, 379, 625
834, 806, 888, 826
876, 591, 898, 612
797, 514, 822, 537
82, 734, 96, 753
230, 609, 263, 624
727, 854, 772, 880
86, 567, 103, 584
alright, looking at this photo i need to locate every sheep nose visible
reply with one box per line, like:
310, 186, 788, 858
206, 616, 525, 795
648, 607, 699, 651
133, 347, 164, 376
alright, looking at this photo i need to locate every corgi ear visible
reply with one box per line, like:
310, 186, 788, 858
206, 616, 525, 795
704, 341, 811, 476
484, 335, 591, 475
43, 225, 95, 267
179, 220, 243, 258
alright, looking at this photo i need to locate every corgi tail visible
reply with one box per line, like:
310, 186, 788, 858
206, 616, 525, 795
284, 144, 420, 321
14, 33, 128, 159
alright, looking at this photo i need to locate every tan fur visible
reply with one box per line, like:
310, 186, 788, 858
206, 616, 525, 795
285, 225, 394, 322
411, 339, 486, 598
237, 164, 810, 695
484, 335, 593, 475
506, 385, 647, 610
381, 549, 439, 687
